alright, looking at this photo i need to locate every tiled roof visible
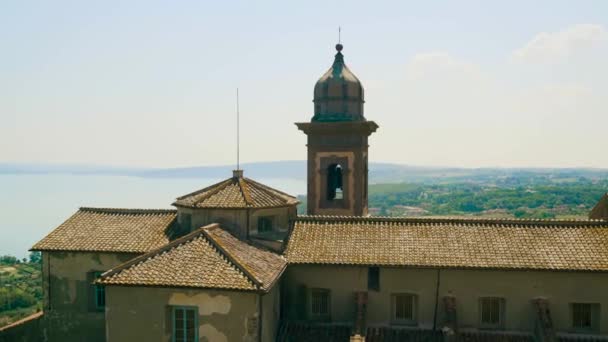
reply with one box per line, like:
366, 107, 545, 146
590, 193, 608, 220
173, 173, 298, 209
98, 224, 286, 292
31, 207, 177, 253
284, 216, 608, 271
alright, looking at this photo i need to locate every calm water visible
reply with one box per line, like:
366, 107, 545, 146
0, 174, 306, 258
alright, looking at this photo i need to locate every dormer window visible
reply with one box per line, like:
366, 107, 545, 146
327, 164, 343, 200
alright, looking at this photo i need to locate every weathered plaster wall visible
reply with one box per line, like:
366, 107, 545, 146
284, 265, 608, 334
261, 285, 280, 342
439, 269, 608, 334
283, 265, 363, 323
179, 205, 296, 241
249, 207, 293, 235
105, 286, 262, 342
180, 207, 250, 239
42, 251, 138, 342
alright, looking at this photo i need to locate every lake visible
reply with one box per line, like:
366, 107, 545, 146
0, 174, 306, 258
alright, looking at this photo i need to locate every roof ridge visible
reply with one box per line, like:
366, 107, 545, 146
237, 177, 253, 206
244, 177, 298, 201
173, 178, 234, 204
79, 207, 176, 214
201, 226, 263, 289
295, 215, 608, 227
99, 223, 222, 281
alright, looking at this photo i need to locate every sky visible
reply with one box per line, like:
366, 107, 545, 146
1, 0, 608, 169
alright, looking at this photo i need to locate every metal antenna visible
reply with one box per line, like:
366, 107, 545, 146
236, 88, 240, 171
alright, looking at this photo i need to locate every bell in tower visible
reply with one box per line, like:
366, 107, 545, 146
296, 44, 378, 216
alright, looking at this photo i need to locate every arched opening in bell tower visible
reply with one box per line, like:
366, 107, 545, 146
326, 164, 344, 200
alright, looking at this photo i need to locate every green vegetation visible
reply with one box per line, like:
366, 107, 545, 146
298, 178, 608, 219
368, 181, 608, 218
0, 252, 42, 327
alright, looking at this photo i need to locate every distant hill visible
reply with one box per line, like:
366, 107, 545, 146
2, 161, 608, 186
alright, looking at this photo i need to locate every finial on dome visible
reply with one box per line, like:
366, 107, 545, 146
336, 43, 343, 52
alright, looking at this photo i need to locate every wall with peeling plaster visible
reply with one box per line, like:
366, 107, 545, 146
248, 206, 296, 236
179, 207, 250, 239
261, 285, 280, 342
41, 251, 139, 342
283, 265, 608, 334
178, 205, 296, 242
105, 286, 263, 342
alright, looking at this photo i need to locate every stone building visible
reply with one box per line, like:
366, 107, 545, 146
2, 44, 608, 342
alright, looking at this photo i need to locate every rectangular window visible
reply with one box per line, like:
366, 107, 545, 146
310, 289, 330, 317
172, 306, 198, 342
572, 303, 599, 331
93, 271, 105, 309
480, 297, 504, 328
368, 267, 380, 291
392, 294, 416, 324
257, 216, 273, 233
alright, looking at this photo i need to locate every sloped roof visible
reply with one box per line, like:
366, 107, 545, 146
98, 224, 287, 292
284, 216, 608, 272
31, 207, 177, 253
173, 173, 298, 209
589, 193, 608, 220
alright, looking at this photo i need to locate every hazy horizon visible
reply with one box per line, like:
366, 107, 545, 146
2, 1, 608, 169
3, 160, 608, 172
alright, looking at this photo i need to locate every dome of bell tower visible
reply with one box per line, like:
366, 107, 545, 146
312, 44, 365, 122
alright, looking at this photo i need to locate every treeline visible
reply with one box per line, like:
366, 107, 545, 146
296, 179, 608, 218
368, 180, 608, 218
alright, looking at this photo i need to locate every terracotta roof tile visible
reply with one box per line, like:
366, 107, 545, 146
99, 224, 286, 292
204, 225, 287, 290
31, 208, 177, 253
284, 216, 608, 271
173, 175, 298, 209
590, 193, 608, 220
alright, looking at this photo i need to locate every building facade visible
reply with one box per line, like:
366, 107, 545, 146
2, 44, 608, 342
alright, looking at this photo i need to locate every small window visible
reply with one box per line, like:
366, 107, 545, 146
257, 216, 273, 233
572, 303, 600, 331
480, 297, 504, 328
93, 271, 105, 309
368, 267, 380, 291
392, 293, 417, 324
310, 289, 330, 317
172, 306, 198, 342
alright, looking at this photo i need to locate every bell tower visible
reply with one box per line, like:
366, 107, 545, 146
296, 44, 378, 216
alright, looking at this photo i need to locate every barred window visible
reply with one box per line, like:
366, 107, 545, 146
480, 297, 504, 327
572, 303, 599, 331
392, 293, 416, 323
311, 289, 330, 316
